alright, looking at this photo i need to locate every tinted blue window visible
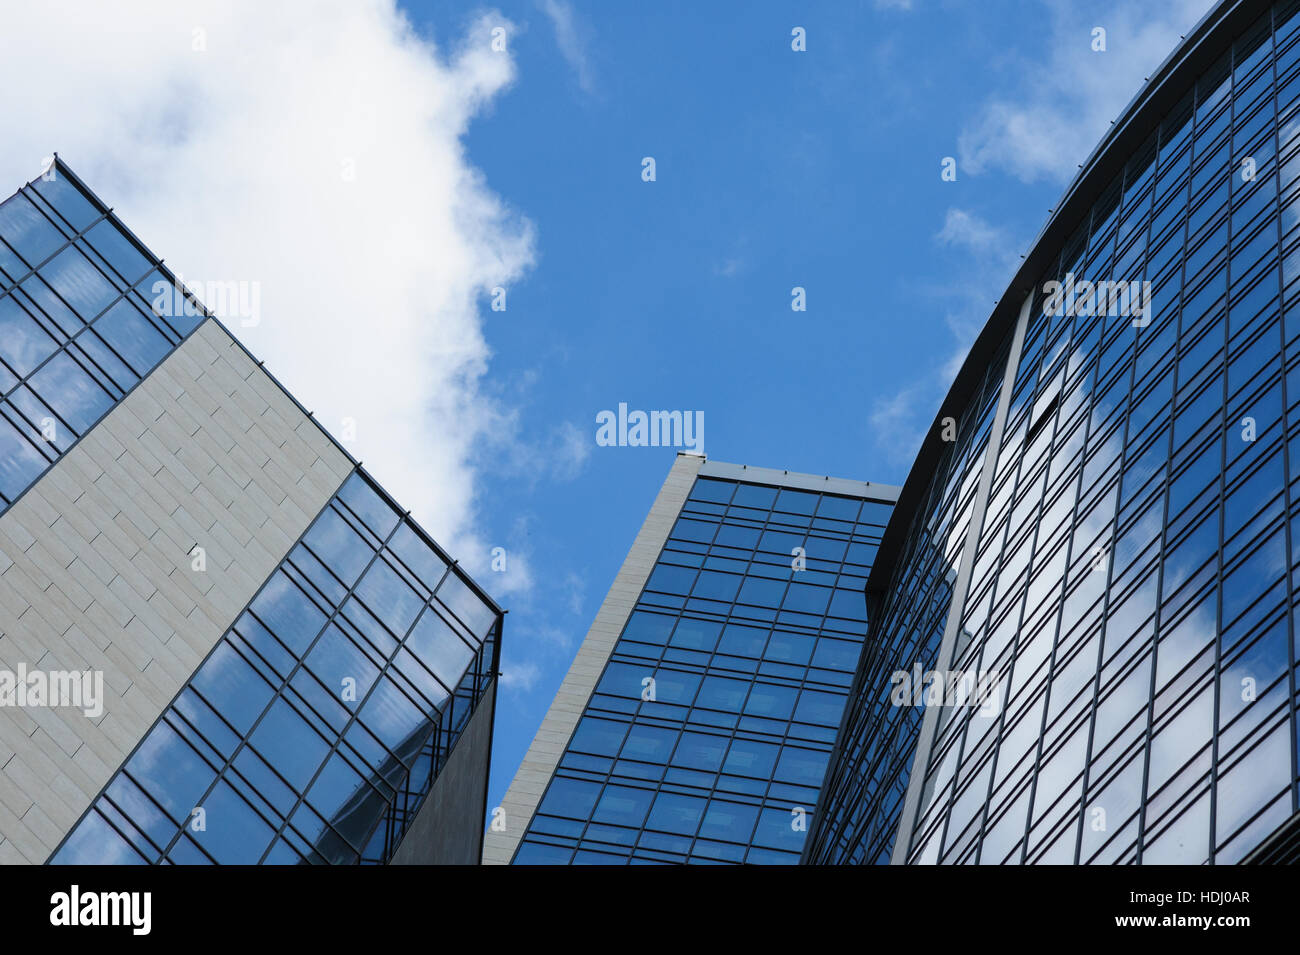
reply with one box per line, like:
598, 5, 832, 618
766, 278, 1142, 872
0, 194, 64, 267
53, 469, 500, 865
30, 174, 99, 231
0, 296, 57, 375
92, 298, 171, 372
39, 246, 117, 320
82, 218, 150, 282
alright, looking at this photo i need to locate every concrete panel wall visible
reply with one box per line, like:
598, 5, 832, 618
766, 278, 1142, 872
390, 682, 497, 866
481, 452, 703, 864
0, 318, 352, 863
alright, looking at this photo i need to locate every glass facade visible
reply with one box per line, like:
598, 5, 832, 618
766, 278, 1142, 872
806, 341, 1010, 864
909, 4, 1300, 865
512, 472, 893, 864
814, 0, 1300, 866
0, 163, 202, 515
51, 469, 501, 865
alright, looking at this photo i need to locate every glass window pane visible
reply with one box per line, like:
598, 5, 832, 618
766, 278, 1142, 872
0, 193, 64, 267
0, 414, 48, 501
39, 246, 117, 321
30, 174, 99, 231
0, 296, 58, 375
28, 351, 112, 433
250, 698, 330, 791
83, 218, 151, 282
92, 298, 170, 373
190, 780, 276, 865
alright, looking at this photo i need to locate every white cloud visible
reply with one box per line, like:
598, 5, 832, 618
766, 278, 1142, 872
0, 1, 537, 584
869, 324, 977, 469
875, 0, 914, 10
561, 570, 585, 616
539, 0, 596, 94
870, 209, 1019, 467
869, 384, 931, 467
934, 206, 1022, 294
935, 208, 1008, 257
498, 660, 541, 692
959, 0, 1216, 183
551, 421, 592, 480
713, 257, 745, 278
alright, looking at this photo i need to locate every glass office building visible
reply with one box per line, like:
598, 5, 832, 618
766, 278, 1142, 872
0, 160, 501, 864
809, 0, 1300, 865
51, 470, 499, 865
0, 166, 202, 515
487, 454, 897, 864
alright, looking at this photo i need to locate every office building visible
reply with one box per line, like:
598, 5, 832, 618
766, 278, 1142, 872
0, 159, 501, 864
808, 0, 1300, 865
486, 453, 896, 864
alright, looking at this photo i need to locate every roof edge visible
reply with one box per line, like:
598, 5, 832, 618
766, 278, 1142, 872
866, 0, 1267, 597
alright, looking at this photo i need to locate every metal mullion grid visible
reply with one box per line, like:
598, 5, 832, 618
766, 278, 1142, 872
0, 241, 162, 401
861, 468, 976, 861
23, 175, 105, 243
246, 597, 426, 861
1269, 0, 1300, 834
850, 420, 985, 863
147, 498, 420, 864
542, 481, 870, 863
812, 366, 1000, 864
305, 530, 471, 708
16, 171, 214, 342
0, 400, 59, 467
949, 421, 1069, 863
848, 536, 954, 848
531, 478, 737, 861
98, 700, 234, 863
1130, 42, 1236, 866
2, 199, 185, 356
990, 263, 1113, 864
0, 244, 211, 519
102, 613, 327, 865
49, 472, 348, 867
924, 296, 1067, 861
909, 561, 977, 857
1208, 27, 1260, 865
980, 338, 1096, 861
574, 485, 775, 861
254, 516, 479, 864
1069, 128, 1180, 865
81, 785, 182, 864
143, 705, 257, 863
86, 636, 318, 865
670, 493, 827, 863
0, 186, 112, 289
372, 635, 494, 863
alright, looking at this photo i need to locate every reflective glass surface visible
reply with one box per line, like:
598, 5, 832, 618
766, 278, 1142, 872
513, 474, 893, 864
905, 7, 1300, 866
51, 470, 501, 864
805, 337, 1012, 864
0, 164, 202, 514
841, 3, 1300, 866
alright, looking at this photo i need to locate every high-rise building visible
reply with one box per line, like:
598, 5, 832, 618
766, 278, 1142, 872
486, 453, 897, 864
0, 159, 501, 864
808, 0, 1300, 865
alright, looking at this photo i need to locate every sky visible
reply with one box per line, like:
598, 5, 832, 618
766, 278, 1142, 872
0, 0, 1217, 824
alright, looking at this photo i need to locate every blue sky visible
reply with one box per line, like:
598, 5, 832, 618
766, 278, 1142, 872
0, 0, 1215, 831
393, 0, 1216, 816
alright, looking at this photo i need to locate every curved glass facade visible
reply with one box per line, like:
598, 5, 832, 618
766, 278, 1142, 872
813, 0, 1300, 865
806, 336, 1011, 864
